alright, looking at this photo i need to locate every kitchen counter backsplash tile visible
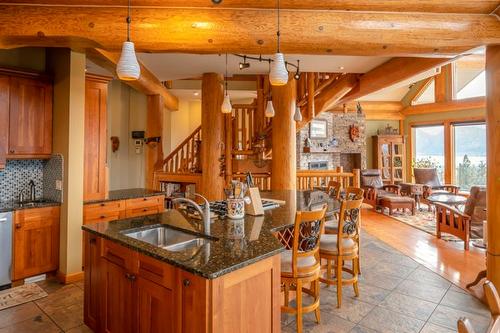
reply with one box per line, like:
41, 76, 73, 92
43, 154, 64, 203
0, 160, 44, 202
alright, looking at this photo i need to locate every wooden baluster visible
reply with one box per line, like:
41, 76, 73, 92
242, 107, 247, 150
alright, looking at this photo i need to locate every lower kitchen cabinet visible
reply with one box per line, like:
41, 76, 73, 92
84, 233, 281, 333
13, 206, 60, 281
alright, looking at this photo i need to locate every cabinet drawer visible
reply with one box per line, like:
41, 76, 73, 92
84, 200, 123, 220
138, 254, 174, 289
125, 206, 159, 218
84, 213, 121, 225
125, 196, 163, 210
102, 239, 137, 272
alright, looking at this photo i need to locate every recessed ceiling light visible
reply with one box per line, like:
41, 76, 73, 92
338, 66, 345, 70
193, 92, 200, 96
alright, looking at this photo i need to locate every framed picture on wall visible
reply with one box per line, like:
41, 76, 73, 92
309, 119, 328, 139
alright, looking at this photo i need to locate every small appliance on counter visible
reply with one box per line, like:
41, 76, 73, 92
0, 212, 12, 289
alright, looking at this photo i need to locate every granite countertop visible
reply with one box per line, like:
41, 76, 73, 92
82, 190, 340, 279
83, 188, 166, 204
0, 199, 61, 213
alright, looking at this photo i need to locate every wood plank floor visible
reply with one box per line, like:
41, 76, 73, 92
360, 206, 486, 299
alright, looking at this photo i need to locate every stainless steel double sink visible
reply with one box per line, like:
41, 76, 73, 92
122, 226, 209, 252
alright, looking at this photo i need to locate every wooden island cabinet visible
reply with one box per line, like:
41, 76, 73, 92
83, 231, 281, 333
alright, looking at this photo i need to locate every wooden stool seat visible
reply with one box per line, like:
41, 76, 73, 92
281, 250, 319, 277
319, 191, 364, 308
281, 204, 327, 333
320, 235, 358, 256
324, 219, 339, 234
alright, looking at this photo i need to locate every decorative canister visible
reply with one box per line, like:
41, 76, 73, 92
227, 198, 245, 219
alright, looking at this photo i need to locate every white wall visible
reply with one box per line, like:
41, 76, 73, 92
166, 99, 202, 153
107, 80, 147, 190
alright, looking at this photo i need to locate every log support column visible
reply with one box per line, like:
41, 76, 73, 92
201, 73, 225, 200
486, 45, 500, 288
271, 75, 297, 190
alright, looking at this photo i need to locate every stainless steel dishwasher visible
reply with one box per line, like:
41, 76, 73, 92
0, 212, 12, 288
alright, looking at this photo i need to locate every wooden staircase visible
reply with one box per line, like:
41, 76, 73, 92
153, 72, 361, 191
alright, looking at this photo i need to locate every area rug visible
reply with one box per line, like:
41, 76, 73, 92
0, 283, 48, 310
379, 205, 479, 242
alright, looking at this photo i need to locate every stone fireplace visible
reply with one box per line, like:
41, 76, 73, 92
297, 112, 366, 171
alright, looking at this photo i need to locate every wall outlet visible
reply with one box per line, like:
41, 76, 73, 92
55, 180, 63, 190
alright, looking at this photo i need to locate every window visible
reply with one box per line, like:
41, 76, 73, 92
453, 123, 487, 191
454, 55, 486, 100
412, 125, 445, 181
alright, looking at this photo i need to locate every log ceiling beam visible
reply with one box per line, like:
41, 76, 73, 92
328, 101, 404, 120
87, 48, 178, 111
0, 5, 498, 56
314, 74, 359, 115
337, 57, 455, 105
3, 0, 499, 14
401, 96, 486, 116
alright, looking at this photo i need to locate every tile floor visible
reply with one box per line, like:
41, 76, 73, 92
0, 231, 489, 333
281, 232, 490, 333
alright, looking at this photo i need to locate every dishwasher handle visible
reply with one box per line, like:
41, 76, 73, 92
0, 218, 7, 223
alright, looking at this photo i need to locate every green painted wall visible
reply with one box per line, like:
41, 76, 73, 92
365, 120, 400, 169
0, 47, 46, 71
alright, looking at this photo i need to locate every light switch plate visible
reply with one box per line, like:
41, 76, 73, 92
55, 180, 63, 190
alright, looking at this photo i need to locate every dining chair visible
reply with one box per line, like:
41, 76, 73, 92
458, 280, 500, 333
327, 180, 342, 200
319, 196, 363, 308
281, 204, 327, 333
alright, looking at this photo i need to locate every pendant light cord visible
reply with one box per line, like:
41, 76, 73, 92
225, 53, 229, 96
276, 0, 280, 52
126, 0, 131, 42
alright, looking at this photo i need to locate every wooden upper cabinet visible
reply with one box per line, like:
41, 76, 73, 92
13, 206, 60, 281
84, 75, 110, 201
0, 75, 9, 168
8, 76, 53, 157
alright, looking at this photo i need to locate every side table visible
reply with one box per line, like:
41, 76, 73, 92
399, 183, 424, 211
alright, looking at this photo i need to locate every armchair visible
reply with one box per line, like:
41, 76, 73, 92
434, 185, 487, 250
413, 168, 460, 200
360, 169, 400, 208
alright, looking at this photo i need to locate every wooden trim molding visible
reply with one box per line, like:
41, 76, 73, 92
56, 270, 84, 284
402, 97, 486, 116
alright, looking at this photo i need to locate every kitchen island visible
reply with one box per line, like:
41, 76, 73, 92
82, 190, 338, 333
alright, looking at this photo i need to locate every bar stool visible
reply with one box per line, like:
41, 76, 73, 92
319, 196, 363, 308
281, 204, 327, 333
324, 181, 341, 235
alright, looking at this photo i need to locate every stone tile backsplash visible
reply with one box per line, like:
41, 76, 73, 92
0, 155, 64, 203
0, 160, 44, 202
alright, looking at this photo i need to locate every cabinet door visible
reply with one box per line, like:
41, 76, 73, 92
8, 76, 52, 156
13, 207, 59, 280
0, 75, 9, 168
84, 78, 108, 201
103, 260, 135, 333
137, 276, 175, 333
177, 270, 208, 333
84, 233, 102, 332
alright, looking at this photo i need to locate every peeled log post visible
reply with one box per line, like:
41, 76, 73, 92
271, 74, 297, 191
486, 45, 500, 289
201, 73, 225, 200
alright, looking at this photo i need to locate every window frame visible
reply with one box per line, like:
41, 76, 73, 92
409, 116, 485, 190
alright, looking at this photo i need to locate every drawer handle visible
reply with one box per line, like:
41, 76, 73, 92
15, 223, 21, 229
143, 209, 147, 212
100, 215, 106, 219
183, 279, 191, 287
9, 149, 14, 154
100, 203, 105, 207
89, 238, 96, 244
125, 273, 136, 281
143, 198, 147, 201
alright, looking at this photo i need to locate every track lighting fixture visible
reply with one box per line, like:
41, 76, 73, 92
221, 53, 232, 114
116, 0, 140, 81
239, 56, 250, 70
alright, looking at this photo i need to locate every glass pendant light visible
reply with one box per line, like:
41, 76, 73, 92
269, 0, 288, 86
116, 0, 141, 81
293, 105, 302, 122
221, 54, 232, 113
265, 99, 275, 118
